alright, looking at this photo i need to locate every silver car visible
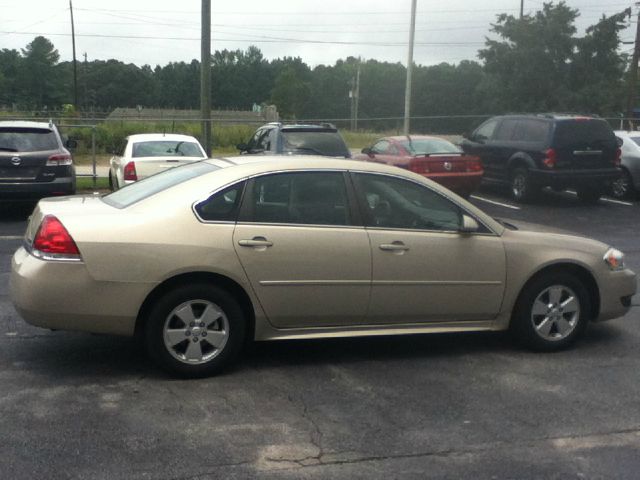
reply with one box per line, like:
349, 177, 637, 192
10, 157, 637, 377
612, 130, 640, 199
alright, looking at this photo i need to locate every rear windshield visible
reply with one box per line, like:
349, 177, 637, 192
102, 161, 219, 208
281, 130, 350, 157
553, 120, 615, 148
132, 140, 205, 158
0, 128, 59, 152
400, 138, 460, 155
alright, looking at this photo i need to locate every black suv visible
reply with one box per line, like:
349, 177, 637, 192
237, 123, 351, 158
0, 121, 76, 200
461, 114, 621, 203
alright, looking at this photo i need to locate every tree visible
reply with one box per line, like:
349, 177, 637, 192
478, 2, 629, 116
270, 66, 311, 118
20, 36, 63, 108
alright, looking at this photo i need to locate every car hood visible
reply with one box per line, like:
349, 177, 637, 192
495, 217, 580, 237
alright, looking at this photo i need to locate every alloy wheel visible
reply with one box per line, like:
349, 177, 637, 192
530, 285, 580, 341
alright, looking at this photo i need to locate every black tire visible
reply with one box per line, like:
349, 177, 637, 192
610, 169, 635, 200
510, 272, 590, 351
509, 167, 538, 203
145, 284, 246, 378
576, 187, 601, 204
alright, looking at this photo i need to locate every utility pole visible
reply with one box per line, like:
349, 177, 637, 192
201, 0, 212, 156
403, 0, 417, 135
626, 4, 640, 130
520, 0, 524, 19
69, 0, 78, 108
354, 61, 361, 131
349, 76, 355, 130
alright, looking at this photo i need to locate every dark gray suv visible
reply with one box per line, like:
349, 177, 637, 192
461, 114, 621, 203
237, 122, 351, 158
0, 121, 76, 200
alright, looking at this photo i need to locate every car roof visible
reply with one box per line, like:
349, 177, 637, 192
496, 114, 600, 121
385, 135, 453, 142
0, 120, 55, 130
127, 133, 202, 142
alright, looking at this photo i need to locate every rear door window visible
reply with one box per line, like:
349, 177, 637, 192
244, 171, 351, 226
0, 128, 59, 152
195, 182, 245, 222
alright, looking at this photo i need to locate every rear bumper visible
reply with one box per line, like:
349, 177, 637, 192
529, 168, 620, 189
10, 246, 146, 336
0, 176, 76, 200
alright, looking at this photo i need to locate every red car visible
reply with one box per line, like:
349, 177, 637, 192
354, 135, 483, 198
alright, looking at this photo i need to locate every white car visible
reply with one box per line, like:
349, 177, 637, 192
109, 133, 207, 190
612, 130, 640, 199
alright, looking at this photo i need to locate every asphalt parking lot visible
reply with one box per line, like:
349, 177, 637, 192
1, 185, 639, 479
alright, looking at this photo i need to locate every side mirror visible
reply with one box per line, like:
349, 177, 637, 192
361, 147, 374, 157
460, 215, 479, 234
462, 131, 470, 140
65, 139, 78, 150
236, 143, 249, 152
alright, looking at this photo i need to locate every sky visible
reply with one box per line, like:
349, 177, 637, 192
0, 0, 635, 68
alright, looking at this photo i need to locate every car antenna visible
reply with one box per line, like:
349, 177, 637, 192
406, 134, 414, 151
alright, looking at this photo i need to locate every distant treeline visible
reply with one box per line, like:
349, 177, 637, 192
0, 2, 632, 133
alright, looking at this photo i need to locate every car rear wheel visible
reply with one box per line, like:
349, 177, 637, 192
510, 167, 537, 203
610, 169, 634, 200
510, 273, 590, 351
145, 284, 246, 378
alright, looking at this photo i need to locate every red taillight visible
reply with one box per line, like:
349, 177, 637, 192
543, 148, 557, 168
124, 161, 138, 181
46, 153, 72, 166
465, 157, 483, 172
613, 148, 622, 166
32, 215, 80, 256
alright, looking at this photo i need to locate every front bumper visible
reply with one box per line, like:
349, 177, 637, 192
596, 268, 637, 322
10, 246, 149, 336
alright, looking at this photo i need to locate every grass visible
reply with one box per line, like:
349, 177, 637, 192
76, 176, 110, 192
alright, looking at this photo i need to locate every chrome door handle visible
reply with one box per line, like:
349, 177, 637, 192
379, 241, 409, 252
238, 237, 273, 248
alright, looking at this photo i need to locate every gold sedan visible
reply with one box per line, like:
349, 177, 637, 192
10, 157, 637, 377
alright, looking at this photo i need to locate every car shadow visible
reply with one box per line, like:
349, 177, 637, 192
0, 201, 36, 221
476, 183, 627, 209
9, 321, 626, 380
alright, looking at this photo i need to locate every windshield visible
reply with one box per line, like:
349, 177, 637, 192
400, 138, 460, 155
0, 128, 59, 152
103, 161, 219, 208
281, 130, 350, 157
132, 140, 205, 158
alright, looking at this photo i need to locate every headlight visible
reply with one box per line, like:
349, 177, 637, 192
604, 248, 625, 271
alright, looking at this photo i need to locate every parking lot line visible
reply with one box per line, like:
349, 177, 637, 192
0, 236, 23, 241
565, 190, 634, 206
470, 195, 521, 210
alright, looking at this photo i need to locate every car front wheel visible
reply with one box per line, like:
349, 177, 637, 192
510, 273, 590, 351
145, 284, 246, 377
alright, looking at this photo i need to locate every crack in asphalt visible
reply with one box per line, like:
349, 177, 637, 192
257, 426, 640, 473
